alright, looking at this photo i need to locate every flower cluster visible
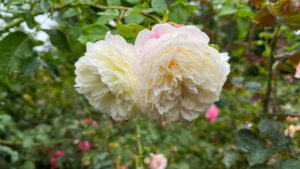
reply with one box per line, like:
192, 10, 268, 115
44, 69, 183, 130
75, 24, 230, 122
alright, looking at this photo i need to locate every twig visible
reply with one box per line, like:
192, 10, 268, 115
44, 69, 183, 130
2, 2, 161, 32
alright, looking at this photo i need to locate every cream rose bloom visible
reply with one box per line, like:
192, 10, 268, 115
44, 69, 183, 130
74, 32, 139, 120
134, 24, 230, 122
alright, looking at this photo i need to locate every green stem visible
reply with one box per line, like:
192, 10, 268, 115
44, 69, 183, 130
136, 120, 144, 169
263, 25, 281, 114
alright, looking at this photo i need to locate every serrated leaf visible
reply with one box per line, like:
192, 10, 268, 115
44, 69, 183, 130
0, 31, 34, 73
169, 3, 189, 24
235, 129, 266, 152
151, 0, 168, 15
78, 24, 109, 44
246, 148, 273, 166
124, 6, 154, 17
43, 29, 70, 52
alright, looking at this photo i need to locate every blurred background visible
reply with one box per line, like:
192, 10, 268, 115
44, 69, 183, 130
0, 0, 300, 168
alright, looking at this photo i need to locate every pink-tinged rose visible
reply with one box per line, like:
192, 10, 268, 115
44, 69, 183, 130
134, 24, 230, 122
92, 120, 98, 126
148, 153, 167, 169
206, 105, 219, 123
84, 118, 91, 123
295, 62, 300, 79
79, 141, 91, 151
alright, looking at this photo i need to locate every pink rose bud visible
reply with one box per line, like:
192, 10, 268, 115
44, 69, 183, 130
295, 62, 300, 79
149, 153, 167, 169
92, 120, 98, 126
206, 105, 219, 123
84, 118, 91, 123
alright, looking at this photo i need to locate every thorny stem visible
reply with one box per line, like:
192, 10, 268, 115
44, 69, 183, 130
263, 25, 281, 114
2, 2, 161, 32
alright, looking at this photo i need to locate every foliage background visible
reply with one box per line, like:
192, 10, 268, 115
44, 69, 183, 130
0, 0, 300, 168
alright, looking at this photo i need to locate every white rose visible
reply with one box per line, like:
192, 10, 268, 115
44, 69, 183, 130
134, 24, 230, 122
74, 32, 139, 120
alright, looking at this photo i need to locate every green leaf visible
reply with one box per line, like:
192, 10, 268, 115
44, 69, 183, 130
43, 29, 71, 52
249, 164, 268, 169
244, 81, 261, 93
124, 0, 142, 5
96, 15, 115, 25
22, 161, 35, 169
282, 159, 300, 169
97, 9, 119, 17
124, 6, 154, 17
107, 0, 121, 6
34, 1, 51, 13
169, 3, 189, 24
0, 145, 19, 162
217, 5, 237, 16
24, 11, 35, 29
78, 24, 109, 44
235, 129, 266, 152
246, 148, 272, 166
237, 18, 249, 41
63, 8, 80, 17
231, 77, 244, 85
258, 119, 290, 151
0, 31, 34, 73
258, 119, 282, 137
222, 152, 239, 168
42, 60, 60, 81
124, 14, 145, 24
22, 136, 34, 148
151, 0, 168, 15
21, 57, 41, 77
117, 22, 145, 40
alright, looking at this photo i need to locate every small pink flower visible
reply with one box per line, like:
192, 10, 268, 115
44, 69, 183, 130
50, 157, 56, 168
37, 100, 44, 105
148, 153, 167, 169
92, 120, 98, 126
161, 121, 166, 125
284, 75, 294, 84
295, 62, 300, 79
73, 139, 79, 144
84, 118, 91, 123
50, 150, 64, 168
79, 141, 91, 151
54, 151, 65, 158
206, 105, 219, 123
